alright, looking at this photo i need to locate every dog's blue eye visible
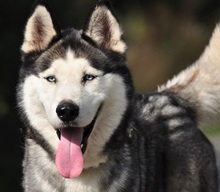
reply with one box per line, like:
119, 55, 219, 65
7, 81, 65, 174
45, 76, 56, 83
83, 74, 96, 82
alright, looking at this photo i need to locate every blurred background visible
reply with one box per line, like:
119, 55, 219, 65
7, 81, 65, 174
0, 0, 220, 191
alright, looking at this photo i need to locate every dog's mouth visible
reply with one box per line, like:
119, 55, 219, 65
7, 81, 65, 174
56, 109, 99, 153
55, 105, 102, 179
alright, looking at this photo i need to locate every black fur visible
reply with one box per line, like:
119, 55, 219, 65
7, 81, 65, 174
101, 92, 218, 191
18, 0, 218, 191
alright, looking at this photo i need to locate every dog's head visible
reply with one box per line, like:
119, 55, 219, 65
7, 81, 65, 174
19, 0, 134, 178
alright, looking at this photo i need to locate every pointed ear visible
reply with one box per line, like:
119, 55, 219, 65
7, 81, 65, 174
83, 0, 127, 54
21, 0, 60, 54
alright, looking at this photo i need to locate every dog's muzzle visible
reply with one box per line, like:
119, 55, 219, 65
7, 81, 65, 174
56, 102, 102, 154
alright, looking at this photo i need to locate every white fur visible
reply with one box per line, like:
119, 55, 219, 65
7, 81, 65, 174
20, 3, 129, 188
84, 73, 128, 168
24, 138, 102, 192
21, 49, 128, 174
20, 1, 220, 191
22, 5, 57, 53
159, 24, 220, 126
39, 50, 105, 129
23, 139, 59, 191
63, 168, 102, 192
21, 75, 59, 150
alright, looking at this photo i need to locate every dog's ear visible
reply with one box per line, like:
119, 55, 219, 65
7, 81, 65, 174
21, 0, 60, 54
83, 0, 127, 54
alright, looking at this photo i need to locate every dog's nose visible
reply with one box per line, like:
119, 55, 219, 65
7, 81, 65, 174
56, 102, 79, 122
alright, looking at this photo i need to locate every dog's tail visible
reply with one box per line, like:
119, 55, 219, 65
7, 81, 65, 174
159, 24, 220, 127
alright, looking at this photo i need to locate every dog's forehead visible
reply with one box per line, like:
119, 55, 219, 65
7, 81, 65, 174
49, 50, 103, 75
36, 29, 107, 72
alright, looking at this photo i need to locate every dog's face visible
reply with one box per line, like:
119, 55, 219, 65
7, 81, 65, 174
20, 1, 129, 128
33, 49, 122, 130
38, 52, 104, 129
19, 0, 133, 178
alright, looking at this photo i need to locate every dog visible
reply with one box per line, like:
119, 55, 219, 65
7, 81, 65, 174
17, 0, 219, 191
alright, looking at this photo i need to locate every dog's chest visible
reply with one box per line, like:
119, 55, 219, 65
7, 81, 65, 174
62, 166, 105, 192
63, 179, 100, 192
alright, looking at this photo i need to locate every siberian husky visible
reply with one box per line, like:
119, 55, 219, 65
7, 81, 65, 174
17, 0, 219, 191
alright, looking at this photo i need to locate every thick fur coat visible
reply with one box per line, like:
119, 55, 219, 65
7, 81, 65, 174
17, 0, 219, 191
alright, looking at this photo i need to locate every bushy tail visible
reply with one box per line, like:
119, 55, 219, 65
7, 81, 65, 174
159, 24, 220, 127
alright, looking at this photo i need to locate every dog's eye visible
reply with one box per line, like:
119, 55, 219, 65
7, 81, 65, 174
45, 76, 56, 83
82, 74, 97, 82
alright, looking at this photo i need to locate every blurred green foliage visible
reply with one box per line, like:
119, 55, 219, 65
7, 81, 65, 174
1, 0, 220, 191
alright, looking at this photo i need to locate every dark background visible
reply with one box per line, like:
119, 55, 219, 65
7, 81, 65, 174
1, 0, 220, 191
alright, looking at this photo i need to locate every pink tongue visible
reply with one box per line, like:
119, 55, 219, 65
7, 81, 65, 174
55, 128, 84, 178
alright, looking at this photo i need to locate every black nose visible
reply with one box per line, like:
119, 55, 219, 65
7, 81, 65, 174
56, 102, 79, 122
